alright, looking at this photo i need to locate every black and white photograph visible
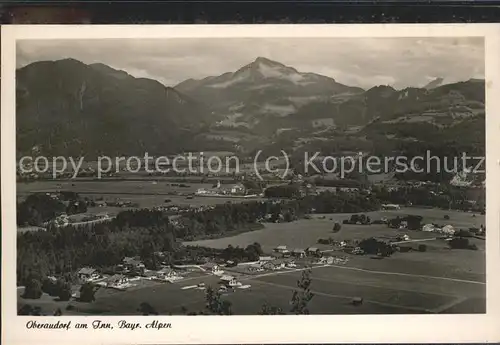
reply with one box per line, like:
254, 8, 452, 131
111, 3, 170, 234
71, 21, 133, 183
12, 34, 489, 317
2, 25, 500, 345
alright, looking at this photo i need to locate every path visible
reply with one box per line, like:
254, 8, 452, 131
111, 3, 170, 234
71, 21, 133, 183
322, 264, 485, 285
249, 279, 431, 313
391, 238, 438, 245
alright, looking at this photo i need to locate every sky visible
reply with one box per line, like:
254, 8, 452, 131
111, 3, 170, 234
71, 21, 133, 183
16, 37, 484, 90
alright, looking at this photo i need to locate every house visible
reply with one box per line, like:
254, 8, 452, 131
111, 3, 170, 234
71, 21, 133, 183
220, 275, 239, 287
258, 256, 274, 263
107, 274, 130, 289
53, 214, 69, 228
291, 249, 306, 258
442, 225, 456, 235
203, 262, 223, 275
122, 257, 146, 274
397, 234, 410, 241
157, 268, 178, 278
306, 247, 321, 257
77, 267, 100, 282
155, 268, 182, 282
422, 224, 435, 232
274, 245, 288, 253
225, 260, 237, 267
382, 204, 401, 210
311, 118, 335, 128
249, 263, 264, 272
230, 183, 246, 195
352, 247, 364, 255
262, 261, 277, 270
262, 259, 295, 270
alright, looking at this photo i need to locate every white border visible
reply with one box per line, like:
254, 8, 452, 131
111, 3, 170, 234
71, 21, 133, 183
2, 24, 500, 345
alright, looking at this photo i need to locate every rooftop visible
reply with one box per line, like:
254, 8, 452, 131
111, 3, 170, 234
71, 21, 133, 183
78, 267, 97, 275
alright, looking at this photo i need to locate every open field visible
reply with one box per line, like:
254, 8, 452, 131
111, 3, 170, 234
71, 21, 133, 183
18, 262, 485, 315
185, 208, 485, 252
17, 180, 265, 215
16, 189, 486, 315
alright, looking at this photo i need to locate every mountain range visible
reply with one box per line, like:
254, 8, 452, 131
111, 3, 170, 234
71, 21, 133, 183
16, 57, 485, 158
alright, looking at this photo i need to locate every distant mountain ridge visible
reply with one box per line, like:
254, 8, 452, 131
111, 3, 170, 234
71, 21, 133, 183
16, 57, 485, 157
16, 58, 210, 158
175, 57, 366, 133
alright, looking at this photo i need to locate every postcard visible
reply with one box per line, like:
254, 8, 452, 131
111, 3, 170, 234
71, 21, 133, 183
2, 24, 500, 344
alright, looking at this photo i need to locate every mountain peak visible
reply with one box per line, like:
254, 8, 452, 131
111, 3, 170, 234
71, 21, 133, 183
254, 56, 281, 65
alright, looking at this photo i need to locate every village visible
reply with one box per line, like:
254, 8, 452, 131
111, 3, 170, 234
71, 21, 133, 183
59, 206, 484, 305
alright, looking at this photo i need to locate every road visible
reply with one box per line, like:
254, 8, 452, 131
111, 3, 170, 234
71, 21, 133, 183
391, 237, 438, 245
66, 217, 114, 227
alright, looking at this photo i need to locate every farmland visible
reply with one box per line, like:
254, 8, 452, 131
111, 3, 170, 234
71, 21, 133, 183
17, 180, 264, 217
18, 260, 485, 315
186, 208, 485, 252
16, 183, 486, 315
18, 207, 486, 316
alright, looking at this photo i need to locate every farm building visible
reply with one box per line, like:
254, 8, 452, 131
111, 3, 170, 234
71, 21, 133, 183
77, 267, 100, 282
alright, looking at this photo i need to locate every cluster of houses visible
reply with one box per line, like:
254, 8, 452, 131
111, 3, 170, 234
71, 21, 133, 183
247, 257, 297, 272
195, 180, 253, 197
273, 245, 322, 258
422, 223, 456, 235
76, 255, 187, 291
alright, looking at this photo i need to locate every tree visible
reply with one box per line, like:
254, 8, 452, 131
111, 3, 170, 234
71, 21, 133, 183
406, 215, 423, 230
333, 223, 341, 232
290, 268, 314, 315
205, 286, 233, 315
79, 283, 98, 302
358, 237, 394, 257
22, 277, 43, 299
138, 302, 158, 315
57, 281, 72, 301
350, 214, 360, 224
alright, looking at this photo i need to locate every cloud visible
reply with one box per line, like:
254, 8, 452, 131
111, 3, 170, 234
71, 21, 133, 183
16, 37, 484, 89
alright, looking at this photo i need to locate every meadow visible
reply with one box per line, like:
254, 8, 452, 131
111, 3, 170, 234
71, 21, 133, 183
186, 208, 485, 253
16, 183, 486, 315
17, 180, 264, 216
18, 260, 485, 315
